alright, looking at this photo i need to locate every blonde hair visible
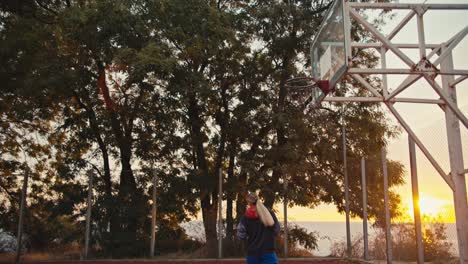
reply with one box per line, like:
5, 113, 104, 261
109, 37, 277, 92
256, 200, 275, 227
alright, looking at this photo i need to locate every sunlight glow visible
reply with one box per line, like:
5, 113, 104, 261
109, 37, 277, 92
406, 194, 454, 222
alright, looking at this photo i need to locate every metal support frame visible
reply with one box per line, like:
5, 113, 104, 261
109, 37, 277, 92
381, 149, 392, 263
15, 167, 29, 264
440, 48, 468, 263
451, 75, 468, 87
283, 176, 288, 259
386, 103, 455, 190
361, 158, 369, 261
84, 170, 93, 260
348, 3, 468, 10
150, 172, 158, 258
347, 68, 468, 76
314, 2, 468, 263
409, 137, 424, 264
323, 97, 444, 104
342, 126, 351, 258
217, 168, 223, 259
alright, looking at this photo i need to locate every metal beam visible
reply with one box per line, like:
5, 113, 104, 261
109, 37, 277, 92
423, 76, 468, 129
440, 48, 468, 264
352, 43, 440, 49
323, 97, 444, 104
433, 27, 468, 67
218, 168, 223, 259
386, 75, 422, 101
348, 68, 468, 75
15, 167, 29, 264
381, 149, 393, 263
388, 10, 416, 40
409, 137, 424, 264
381, 47, 389, 97
386, 103, 455, 190
150, 173, 158, 258
352, 74, 382, 97
361, 158, 369, 261
343, 0, 352, 66
324, 97, 382, 102
283, 176, 288, 258
350, 8, 415, 68
342, 126, 351, 258
349, 3, 468, 10
416, 12, 426, 59
451, 75, 468, 87
84, 170, 93, 260
385, 46, 442, 101
391, 98, 444, 104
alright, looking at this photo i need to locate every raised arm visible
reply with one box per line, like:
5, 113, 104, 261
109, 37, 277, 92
270, 211, 280, 236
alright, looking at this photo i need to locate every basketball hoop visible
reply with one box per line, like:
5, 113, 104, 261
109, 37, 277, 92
285, 77, 330, 109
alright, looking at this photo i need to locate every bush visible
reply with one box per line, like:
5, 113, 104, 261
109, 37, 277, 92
329, 234, 364, 258
275, 223, 318, 257
380, 221, 454, 262
0, 231, 28, 253
0, 231, 16, 253
330, 217, 455, 262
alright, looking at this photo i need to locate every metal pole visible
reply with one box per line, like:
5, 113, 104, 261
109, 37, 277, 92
15, 167, 29, 264
84, 170, 93, 259
343, 0, 352, 63
218, 168, 223, 259
409, 137, 424, 264
150, 173, 158, 258
440, 47, 468, 264
381, 149, 392, 263
416, 11, 426, 59
342, 126, 351, 258
348, 3, 468, 10
361, 158, 369, 260
283, 176, 288, 258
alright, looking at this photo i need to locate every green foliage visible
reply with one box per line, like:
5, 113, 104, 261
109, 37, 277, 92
276, 224, 318, 257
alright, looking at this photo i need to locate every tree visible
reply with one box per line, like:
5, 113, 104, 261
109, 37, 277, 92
1, 0, 405, 258
224, 0, 404, 233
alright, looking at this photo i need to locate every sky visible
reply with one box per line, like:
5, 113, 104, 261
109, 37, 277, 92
278, 0, 468, 223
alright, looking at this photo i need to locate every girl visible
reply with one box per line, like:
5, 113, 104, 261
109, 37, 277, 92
237, 192, 280, 264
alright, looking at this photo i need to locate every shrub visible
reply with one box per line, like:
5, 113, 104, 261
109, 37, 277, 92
330, 217, 455, 262
329, 234, 364, 258
275, 223, 318, 257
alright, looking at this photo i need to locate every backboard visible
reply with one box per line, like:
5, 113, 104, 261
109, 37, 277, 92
310, 0, 348, 90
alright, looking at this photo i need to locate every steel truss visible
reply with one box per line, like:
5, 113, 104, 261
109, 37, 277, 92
321, 2, 468, 264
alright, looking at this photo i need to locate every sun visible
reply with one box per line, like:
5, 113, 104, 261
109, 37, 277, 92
406, 195, 453, 221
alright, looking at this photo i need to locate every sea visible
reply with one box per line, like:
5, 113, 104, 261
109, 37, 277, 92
181, 221, 459, 257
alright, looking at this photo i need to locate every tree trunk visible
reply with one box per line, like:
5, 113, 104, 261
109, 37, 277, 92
97, 64, 138, 257
74, 93, 116, 255
226, 139, 236, 240
187, 89, 218, 253
113, 120, 139, 257
265, 59, 290, 209
201, 194, 218, 255
236, 125, 271, 221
